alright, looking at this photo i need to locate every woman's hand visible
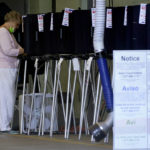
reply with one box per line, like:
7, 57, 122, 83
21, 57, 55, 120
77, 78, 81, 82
19, 48, 24, 55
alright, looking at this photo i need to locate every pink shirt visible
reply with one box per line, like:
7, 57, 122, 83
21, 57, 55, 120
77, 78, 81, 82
0, 27, 19, 68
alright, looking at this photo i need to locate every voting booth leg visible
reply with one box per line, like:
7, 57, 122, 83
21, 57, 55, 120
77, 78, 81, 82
79, 58, 93, 140
11, 60, 21, 129
38, 61, 49, 136
48, 60, 66, 131
64, 60, 72, 139
20, 60, 28, 134
91, 73, 101, 141
66, 71, 77, 138
42, 62, 50, 136
27, 59, 39, 135
50, 60, 60, 137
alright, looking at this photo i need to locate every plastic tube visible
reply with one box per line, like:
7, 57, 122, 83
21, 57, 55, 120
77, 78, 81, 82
89, 0, 113, 142
96, 55, 113, 112
93, 0, 105, 53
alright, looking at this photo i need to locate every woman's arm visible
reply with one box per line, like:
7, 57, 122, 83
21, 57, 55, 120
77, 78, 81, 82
12, 34, 24, 55
0, 29, 21, 56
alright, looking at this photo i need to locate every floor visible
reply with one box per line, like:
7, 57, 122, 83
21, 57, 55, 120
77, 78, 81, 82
0, 134, 112, 150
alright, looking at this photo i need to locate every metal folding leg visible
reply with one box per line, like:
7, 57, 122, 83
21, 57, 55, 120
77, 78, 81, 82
91, 73, 101, 141
38, 61, 50, 136
89, 60, 98, 105
11, 60, 21, 129
83, 62, 98, 136
37, 76, 41, 93
78, 60, 88, 140
66, 70, 77, 138
15, 60, 21, 94
79, 57, 93, 140
64, 60, 72, 139
42, 61, 50, 135
27, 58, 39, 135
50, 60, 60, 137
49, 60, 65, 122
50, 58, 67, 137
58, 80, 66, 124
67, 59, 85, 139
96, 85, 103, 123
91, 60, 96, 98
78, 60, 86, 139
20, 60, 28, 134
72, 107, 77, 134
49, 61, 54, 91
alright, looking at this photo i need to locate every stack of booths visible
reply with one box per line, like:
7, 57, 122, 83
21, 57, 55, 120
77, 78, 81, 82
21, 10, 94, 56
14, 5, 150, 58
105, 5, 148, 54
15, 5, 150, 85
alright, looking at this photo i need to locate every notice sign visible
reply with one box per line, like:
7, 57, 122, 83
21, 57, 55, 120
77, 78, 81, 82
147, 51, 150, 149
113, 50, 149, 150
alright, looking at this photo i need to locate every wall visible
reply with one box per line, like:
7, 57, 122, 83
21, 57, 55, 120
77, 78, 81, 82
106, 0, 150, 7
56, 0, 80, 12
28, 0, 81, 13
38, 0, 52, 13
1, 0, 150, 15
0, 0, 52, 14
28, 0, 52, 14
88, 0, 150, 8
0, 0, 25, 14
81, 0, 88, 9
28, 0, 39, 14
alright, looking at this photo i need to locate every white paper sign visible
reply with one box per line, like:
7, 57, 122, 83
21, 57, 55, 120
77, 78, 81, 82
37, 14, 44, 32
123, 6, 128, 26
22, 15, 27, 33
91, 8, 96, 27
72, 58, 80, 71
50, 13, 54, 31
113, 50, 149, 150
62, 8, 74, 27
86, 57, 93, 71
147, 51, 150, 149
106, 9, 112, 28
139, 4, 147, 25
57, 58, 64, 71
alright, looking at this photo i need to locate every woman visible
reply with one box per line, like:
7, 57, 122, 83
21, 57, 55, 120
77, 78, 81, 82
0, 10, 24, 132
